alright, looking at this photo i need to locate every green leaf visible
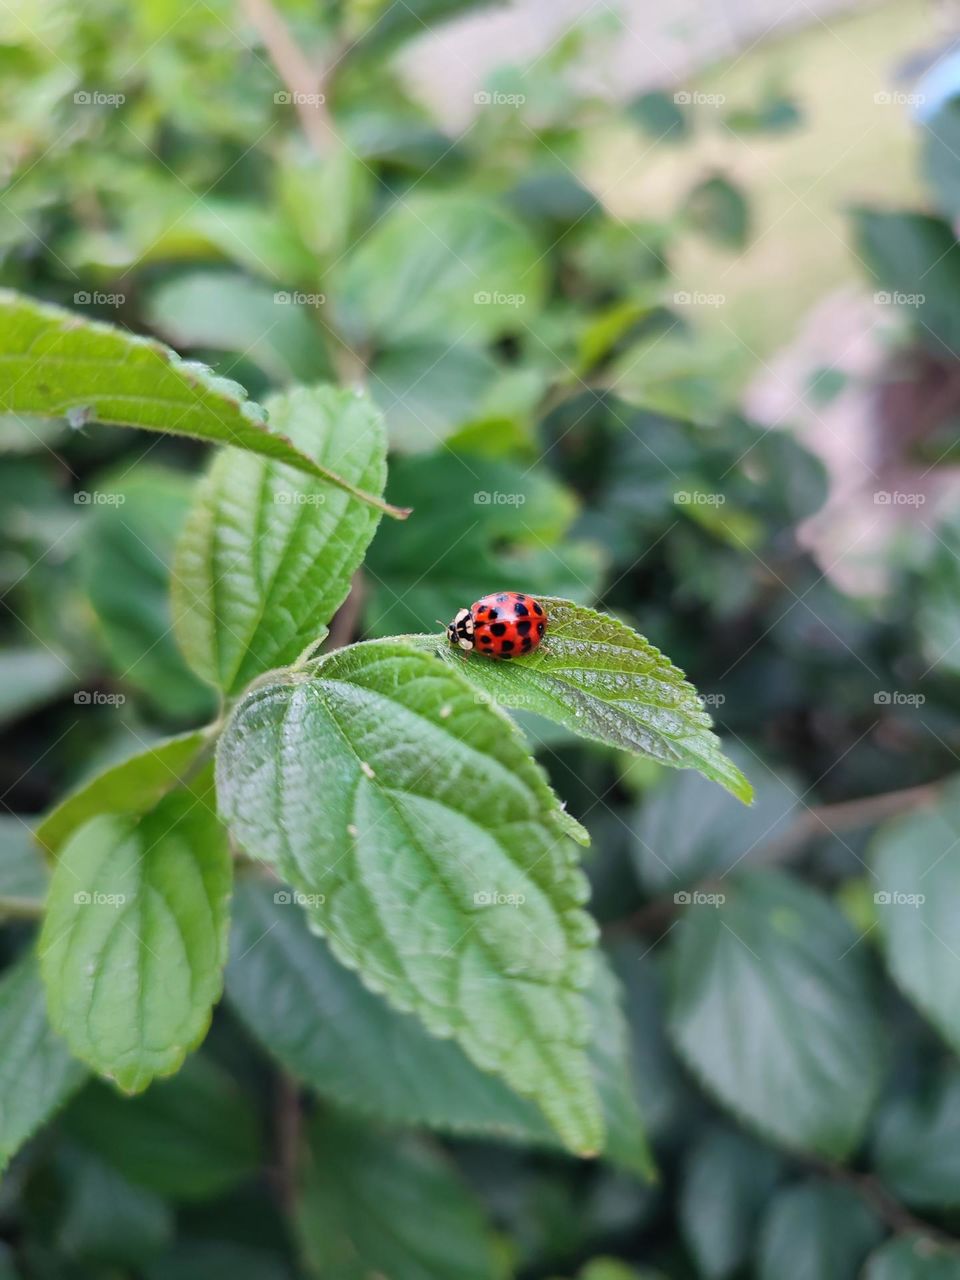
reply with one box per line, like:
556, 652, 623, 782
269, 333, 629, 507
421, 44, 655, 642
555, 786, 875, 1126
55, 1145, 173, 1267
365, 458, 604, 637
0, 950, 86, 1170
145, 271, 332, 385
227, 879, 651, 1175
296, 1112, 503, 1280
666, 870, 884, 1157
172, 385, 386, 695
402, 600, 752, 803
0, 291, 405, 518
632, 752, 798, 892
330, 192, 546, 346
865, 1237, 960, 1280
683, 175, 751, 249
853, 210, 960, 355
0, 646, 76, 727
679, 1125, 783, 1279
369, 341, 498, 452
216, 641, 604, 1156
756, 1180, 883, 1280
871, 782, 960, 1055
39, 772, 231, 1091
62, 1055, 260, 1201
78, 466, 218, 721
34, 729, 211, 856
872, 1068, 960, 1208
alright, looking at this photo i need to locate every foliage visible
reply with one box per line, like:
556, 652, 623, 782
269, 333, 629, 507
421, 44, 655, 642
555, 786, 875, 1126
0, 2, 959, 1278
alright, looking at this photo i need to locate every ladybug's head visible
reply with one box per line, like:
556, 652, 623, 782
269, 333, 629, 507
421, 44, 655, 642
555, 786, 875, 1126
447, 607, 474, 651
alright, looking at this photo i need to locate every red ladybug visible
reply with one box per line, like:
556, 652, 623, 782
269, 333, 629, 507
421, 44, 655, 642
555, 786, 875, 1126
446, 592, 548, 659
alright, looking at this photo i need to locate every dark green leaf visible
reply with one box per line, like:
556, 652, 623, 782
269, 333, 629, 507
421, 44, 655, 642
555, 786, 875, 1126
756, 1180, 883, 1280
864, 1236, 960, 1279
667, 870, 884, 1156
873, 1067, 960, 1207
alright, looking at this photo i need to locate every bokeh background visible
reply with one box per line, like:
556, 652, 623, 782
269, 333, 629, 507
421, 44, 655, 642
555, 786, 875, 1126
3, 0, 960, 1276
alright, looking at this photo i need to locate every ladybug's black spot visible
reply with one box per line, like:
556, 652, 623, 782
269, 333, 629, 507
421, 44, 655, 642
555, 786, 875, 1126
490, 622, 507, 637
515, 619, 532, 636
486, 608, 498, 620
480, 634, 493, 644
533, 602, 544, 616
499, 640, 514, 653
522, 637, 532, 651
537, 621, 545, 634
513, 602, 529, 617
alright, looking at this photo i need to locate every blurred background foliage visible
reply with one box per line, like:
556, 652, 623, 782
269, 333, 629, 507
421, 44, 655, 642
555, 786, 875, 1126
3, 0, 960, 1276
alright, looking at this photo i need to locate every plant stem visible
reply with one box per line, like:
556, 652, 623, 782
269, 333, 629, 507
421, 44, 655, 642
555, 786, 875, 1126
240, 0, 338, 153
814, 1159, 959, 1247
0, 894, 45, 920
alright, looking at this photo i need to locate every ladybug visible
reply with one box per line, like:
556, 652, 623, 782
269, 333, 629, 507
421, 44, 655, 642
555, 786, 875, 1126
446, 592, 548, 659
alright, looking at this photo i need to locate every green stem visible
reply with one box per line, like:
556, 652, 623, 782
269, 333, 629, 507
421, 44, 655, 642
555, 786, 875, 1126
0, 894, 45, 920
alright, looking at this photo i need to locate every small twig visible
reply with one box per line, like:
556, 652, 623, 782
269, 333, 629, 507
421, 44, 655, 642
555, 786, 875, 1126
241, 0, 338, 152
272, 1071, 302, 1214
0, 894, 45, 920
814, 1160, 959, 1247
326, 571, 365, 652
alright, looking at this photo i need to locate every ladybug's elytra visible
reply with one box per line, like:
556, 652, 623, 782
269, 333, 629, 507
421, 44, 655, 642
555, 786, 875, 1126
447, 592, 547, 659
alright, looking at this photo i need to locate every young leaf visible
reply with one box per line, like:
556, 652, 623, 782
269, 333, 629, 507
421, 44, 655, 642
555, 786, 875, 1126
226, 880, 652, 1176
871, 782, 960, 1056
0, 291, 406, 518
296, 1112, 502, 1280
216, 641, 604, 1156
172, 385, 385, 696
403, 600, 752, 802
39, 773, 231, 1092
872, 1068, 960, 1208
666, 870, 884, 1158
34, 729, 212, 857
0, 950, 87, 1171
62, 1055, 259, 1201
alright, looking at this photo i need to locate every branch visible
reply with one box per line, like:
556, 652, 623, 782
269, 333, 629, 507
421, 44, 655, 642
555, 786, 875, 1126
814, 1159, 959, 1247
241, 0, 338, 153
